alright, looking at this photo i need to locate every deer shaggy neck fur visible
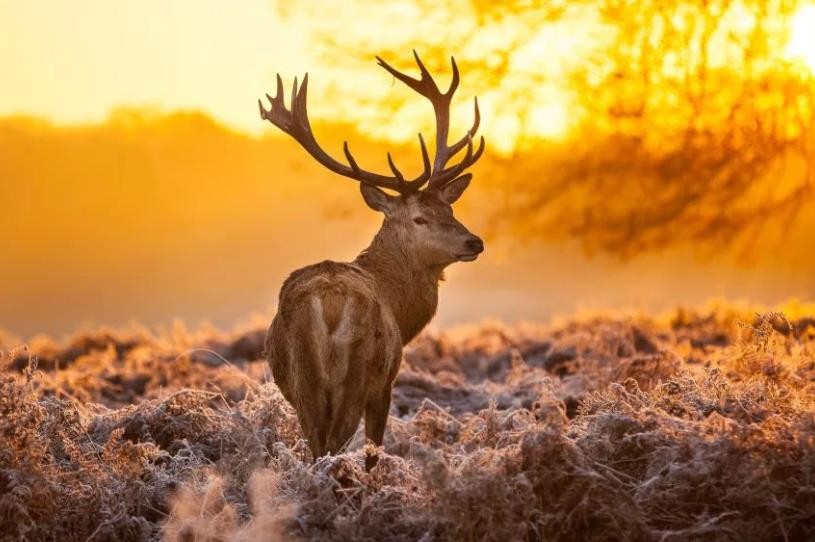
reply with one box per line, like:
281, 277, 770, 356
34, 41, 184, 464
355, 216, 444, 344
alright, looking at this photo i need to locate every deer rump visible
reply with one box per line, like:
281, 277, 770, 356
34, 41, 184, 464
266, 261, 402, 458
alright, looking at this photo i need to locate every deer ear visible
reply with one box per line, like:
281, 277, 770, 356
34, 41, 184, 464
438, 174, 472, 204
360, 183, 398, 214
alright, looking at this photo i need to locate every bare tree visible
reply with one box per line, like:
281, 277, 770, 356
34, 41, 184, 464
524, 0, 815, 255
273, 0, 815, 256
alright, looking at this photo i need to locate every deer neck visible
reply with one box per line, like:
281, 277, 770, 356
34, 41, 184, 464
354, 225, 443, 345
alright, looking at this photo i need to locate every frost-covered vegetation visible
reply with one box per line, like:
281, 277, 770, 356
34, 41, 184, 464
1, 304, 814, 541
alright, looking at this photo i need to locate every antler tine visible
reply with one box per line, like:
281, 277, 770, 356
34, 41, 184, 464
411, 50, 435, 88
388, 133, 434, 192
416, 133, 431, 182
444, 133, 476, 180
386, 152, 405, 181
376, 51, 440, 96
446, 56, 460, 97
445, 97, 481, 159
342, 141, 361, 172
431, 135, 486, 187
276, 72, 284, 101
260, 74, 287, 128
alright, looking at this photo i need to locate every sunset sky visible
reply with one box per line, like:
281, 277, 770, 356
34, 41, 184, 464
1, 0, 307, 133
2, 1, 815, 338
0, 1, 582, 151
3, 1, 815, 146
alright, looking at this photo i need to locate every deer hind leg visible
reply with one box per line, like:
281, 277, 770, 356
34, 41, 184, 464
294, 388, 329, 460
364, 385, 393, 471
323, 384, 365, 455
288, 318, 337, 461
299, 381, 363, 459
363, 334, 401, 471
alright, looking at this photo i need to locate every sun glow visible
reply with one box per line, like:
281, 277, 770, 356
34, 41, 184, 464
1, 0, 812, 155
787, 5, 815, 73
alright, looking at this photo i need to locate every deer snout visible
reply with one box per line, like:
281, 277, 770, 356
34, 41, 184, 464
466, 236, 484, 254
456, 235, 484, 262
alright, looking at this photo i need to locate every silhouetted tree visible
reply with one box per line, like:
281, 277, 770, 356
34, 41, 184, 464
533, 0, 815, 255
274, 0, 815, 256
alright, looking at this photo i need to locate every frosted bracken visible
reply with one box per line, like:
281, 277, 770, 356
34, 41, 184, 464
1, 306, 814, 541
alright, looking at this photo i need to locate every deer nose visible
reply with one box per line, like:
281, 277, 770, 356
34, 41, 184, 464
465, 236, 484, 254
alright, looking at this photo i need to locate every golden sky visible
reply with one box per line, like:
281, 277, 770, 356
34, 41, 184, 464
0, 0, 309, 134
0, 0, 576, 150
3, 1, 815, 150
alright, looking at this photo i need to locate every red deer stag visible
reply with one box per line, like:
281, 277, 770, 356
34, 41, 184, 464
260, 52, 485, 470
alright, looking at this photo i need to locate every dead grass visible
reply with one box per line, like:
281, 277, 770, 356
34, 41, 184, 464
1, 304, 814, 541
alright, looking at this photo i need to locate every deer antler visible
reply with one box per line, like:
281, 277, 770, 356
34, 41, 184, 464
376, 51, 484, 190
259, 52, 483, 195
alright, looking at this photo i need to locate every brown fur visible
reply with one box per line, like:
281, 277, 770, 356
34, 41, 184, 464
320, 290, 346, 335
266, 190, 482, 468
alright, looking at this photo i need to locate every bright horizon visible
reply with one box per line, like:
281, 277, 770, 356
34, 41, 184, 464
3, 1, 815, 153
0, 0, 308, 135
0, 0, 577, 151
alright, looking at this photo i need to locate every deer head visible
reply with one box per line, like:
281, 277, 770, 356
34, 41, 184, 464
259, 51, 485, 266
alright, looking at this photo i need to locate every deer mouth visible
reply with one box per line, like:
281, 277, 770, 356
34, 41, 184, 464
456, 253, 480, 262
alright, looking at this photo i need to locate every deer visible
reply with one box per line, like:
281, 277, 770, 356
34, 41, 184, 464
259, 52, 485, 470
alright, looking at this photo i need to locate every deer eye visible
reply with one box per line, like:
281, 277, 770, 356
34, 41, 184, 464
413, 216, 428, 226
